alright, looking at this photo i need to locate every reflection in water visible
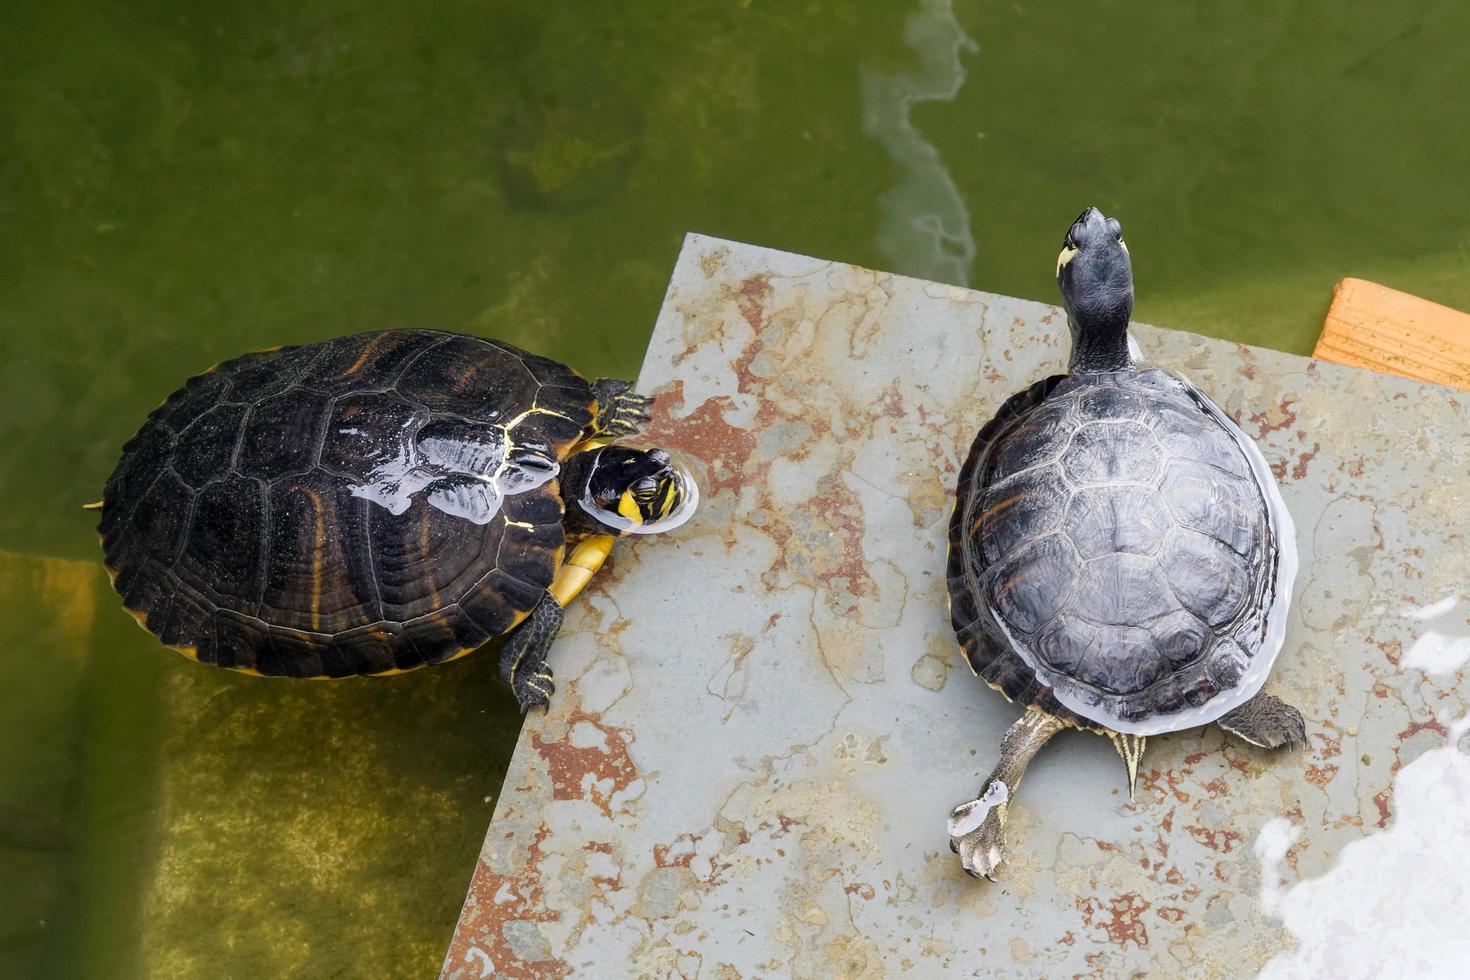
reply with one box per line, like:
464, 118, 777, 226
1401, 595, 1470, 676
1255, 715, 1470, 979
860, 0, 977, 285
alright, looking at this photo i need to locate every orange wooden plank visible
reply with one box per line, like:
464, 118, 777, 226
1314, 277, 1470, 391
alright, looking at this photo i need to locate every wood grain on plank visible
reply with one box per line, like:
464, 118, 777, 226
1314, 277, 1470, 391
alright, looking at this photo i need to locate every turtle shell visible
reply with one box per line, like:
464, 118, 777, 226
99, 330, 596, 677
947, 368, 1294, 735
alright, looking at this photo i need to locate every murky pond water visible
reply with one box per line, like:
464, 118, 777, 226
3, 1, 1469, 975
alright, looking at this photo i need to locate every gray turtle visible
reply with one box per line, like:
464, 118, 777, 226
945, 208, 1306, 880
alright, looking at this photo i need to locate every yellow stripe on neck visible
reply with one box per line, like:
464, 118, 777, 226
1056, 245, 1079, 275
617, 490, 643, 524
549, 535, 615, 607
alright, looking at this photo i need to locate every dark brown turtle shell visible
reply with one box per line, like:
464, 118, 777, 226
947, 368, 1288, 734
100, 330, 594, 677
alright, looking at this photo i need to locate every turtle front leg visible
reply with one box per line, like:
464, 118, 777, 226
949, 708, 1066, 881
590, 378, 653, 439
500, 593, 564, 712
499, 535, 616, 712
1217, 691, 1307, 750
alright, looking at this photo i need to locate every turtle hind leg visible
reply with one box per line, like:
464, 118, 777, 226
590, 378, 653, 439
949, 708, 1067, 881
1217, 691, 1308, 750
499, 592, 565, 713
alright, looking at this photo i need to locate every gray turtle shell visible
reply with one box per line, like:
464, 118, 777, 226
947, 367, 1292, 734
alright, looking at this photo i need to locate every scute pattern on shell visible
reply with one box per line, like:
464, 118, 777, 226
948, 369, 1280, 731
99, 330, 593, 677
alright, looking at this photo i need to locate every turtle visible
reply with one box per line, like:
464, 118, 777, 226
95, 329, 697, 711
944, 208, 1306, 880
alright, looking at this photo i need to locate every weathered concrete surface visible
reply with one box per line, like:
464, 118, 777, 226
443, 236, 1470, 978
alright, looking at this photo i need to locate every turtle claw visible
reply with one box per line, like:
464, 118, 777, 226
501, 592, 565, 712
514, 666, 556, 713
947, 780, 1011, 882
949, 816, 1005, 881
592, 379, 654, 438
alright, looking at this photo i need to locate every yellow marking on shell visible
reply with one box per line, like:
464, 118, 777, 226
167, 642, 263, 677
616, 490, 644, 525
111, 583, 262, 677
342, 333, 389, 376
945, 577, 1100, 734
970, 492, 1024, 536
980, 672, 1096, 733
549, 535, 614, 608
993, 570, 1027, 601
82, 499, 105, 511
1056, 245, 1079, 275
570, 436, 615, 454
420, 512, 438, 608
108, 552, 502, 680
304, 488, 326, 632
103, 492, 563, 680
505, 405, 578, 431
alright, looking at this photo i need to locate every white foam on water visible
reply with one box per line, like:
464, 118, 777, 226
1255, 717, 1470, 980
860, 0, 977, 286
1254, 816, 1301, 917
1401, 595, 1470, 677
1404, 594, 1460, 622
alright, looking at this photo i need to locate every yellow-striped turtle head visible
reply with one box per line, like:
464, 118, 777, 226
1057, 207, 1135, 373
566, 446, 698, 536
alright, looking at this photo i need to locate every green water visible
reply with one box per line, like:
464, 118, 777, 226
3, 1, 1468, 975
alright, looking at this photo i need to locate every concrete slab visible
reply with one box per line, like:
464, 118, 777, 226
443, 236, 1470, 978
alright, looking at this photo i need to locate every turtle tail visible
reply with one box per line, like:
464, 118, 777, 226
1108, 733, 1148, 800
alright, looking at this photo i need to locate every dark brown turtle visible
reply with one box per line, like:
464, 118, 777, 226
945, 209, 1306, 880
97, 329, 697, 710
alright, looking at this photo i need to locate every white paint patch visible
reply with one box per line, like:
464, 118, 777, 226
1256, 718, 1470, 979
860, 0, 978, 286
1401, 595, 1470, 677
947, 779, 1008, 838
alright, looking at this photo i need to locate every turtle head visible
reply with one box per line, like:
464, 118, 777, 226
1056, 207, 1134, 374
564, 445, 699, 536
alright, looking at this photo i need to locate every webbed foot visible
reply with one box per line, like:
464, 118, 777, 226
591, 378, 653, 438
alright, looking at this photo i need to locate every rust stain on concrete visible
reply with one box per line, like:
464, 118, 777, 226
441, 235, 1470, 978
